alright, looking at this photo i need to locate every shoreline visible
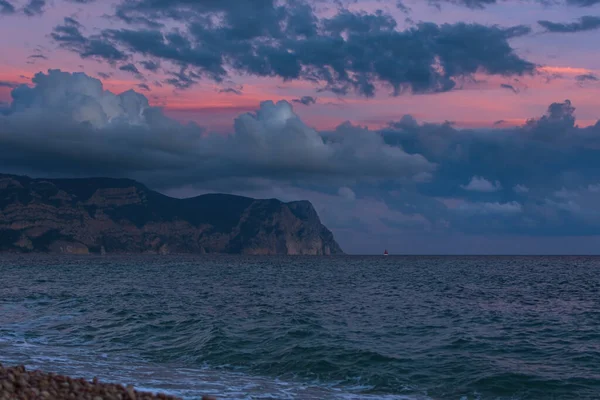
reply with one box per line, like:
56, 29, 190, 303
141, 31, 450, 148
0, 364, 217, 400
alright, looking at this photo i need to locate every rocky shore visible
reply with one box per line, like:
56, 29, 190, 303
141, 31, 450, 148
0, 364, 216, 400
0, 173, 344, 255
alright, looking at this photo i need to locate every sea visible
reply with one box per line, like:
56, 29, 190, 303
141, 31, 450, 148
1, 255, 599, 400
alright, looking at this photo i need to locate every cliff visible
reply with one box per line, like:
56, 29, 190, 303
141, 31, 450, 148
0, 174, 344, 255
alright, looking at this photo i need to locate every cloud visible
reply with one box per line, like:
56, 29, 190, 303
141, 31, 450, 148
588, 183, 600, 192
500, 83, 519, 93
502, 24, 532, 38
575, 74, 599, 87
0, 81, 18, 88
461, 176, 502, 192
538, 16, 600, 33
0, 0, 15, 14
140, 60, 160, 72
0, 0, 56, 16
427, 0, 497, 9
219, 87, 243, 95
524, 99, 576, 133
395, 1, 411, 13
50, 2, 535, 96
338, 186, 356, 200
457, 201, 522, 214
554, 187, 578, 199
292, 96, 317, 106
566, 0, 600, 5
23, 0, 44, 16
0, 102, 9, 115
377, 97, 600, 236
0, 69, 434, 190
513, 184, 530, 193
119, 63, 143, 78
27, 54, 47, 60
429, 0, 600, 8
51, 17, 127, 63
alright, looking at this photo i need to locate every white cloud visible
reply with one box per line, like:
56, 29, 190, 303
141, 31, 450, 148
457, 201, 523, 214
9, 69, 150, 128
513, 184, 529, 193
553, 187, 578, 199
588, 183, 600, 193
338, 186, 356, 200
461, 176, 502, 192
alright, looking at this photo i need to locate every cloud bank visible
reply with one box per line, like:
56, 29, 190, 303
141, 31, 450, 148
0, 70, 433, 189
2, 68, 600, 251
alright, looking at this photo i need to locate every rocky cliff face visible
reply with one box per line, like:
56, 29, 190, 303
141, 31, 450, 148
0, 174, 344, 255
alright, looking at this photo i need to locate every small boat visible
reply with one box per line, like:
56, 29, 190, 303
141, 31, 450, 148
383, 249, 389, 256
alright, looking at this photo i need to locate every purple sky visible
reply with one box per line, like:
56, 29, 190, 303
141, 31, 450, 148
1, 0, 599, 130
1, 0, 600, 254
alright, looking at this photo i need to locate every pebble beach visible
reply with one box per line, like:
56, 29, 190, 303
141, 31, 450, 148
0, 364, 216, 400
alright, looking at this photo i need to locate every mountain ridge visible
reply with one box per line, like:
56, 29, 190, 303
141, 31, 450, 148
0, 173, 344, 255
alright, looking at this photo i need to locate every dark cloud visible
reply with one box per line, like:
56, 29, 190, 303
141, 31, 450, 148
292, 96, 317, 105
428, 0, 497, 9
502, 25, 532, 38
51, 17, 128, 63
63, 16, 81, 26
377, 99, 600, 235
1, 0, 98, 16
500, 83, 519, 93
137, 83, 151, 91
575, 73, 599, 87
538, 15, 600, 32
575, 73, 599, 81
140, 60, 160, 71
23, 0, 45, 16
0, 0, 15, 14
0, 80, 18, 88
0, 70, 432, 190
164, 68, 199, 89
119, 63, 143, 78
565, 0, 600, 5
51, 2, 535, 96
97, 72, 111, 79
0, 0, 46, 16
430, 0, 600, 8
219, 88, 243, 95
28, 54, 47, 60
525, 99, 576, 132
396, 1, 411, 13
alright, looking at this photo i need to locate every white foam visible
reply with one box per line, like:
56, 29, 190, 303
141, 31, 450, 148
0, 316, 430, 400
0, 340, 428, 400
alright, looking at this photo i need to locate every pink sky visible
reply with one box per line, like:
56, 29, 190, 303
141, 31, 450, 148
0, 0, 599, 132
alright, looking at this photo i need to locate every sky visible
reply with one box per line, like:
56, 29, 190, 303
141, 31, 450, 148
1, 0, 600, 254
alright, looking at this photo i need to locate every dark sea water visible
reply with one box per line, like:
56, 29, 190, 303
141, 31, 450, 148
1, 255, 599, 399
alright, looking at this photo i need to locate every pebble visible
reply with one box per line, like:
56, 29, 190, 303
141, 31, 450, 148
0, 363, 218, 400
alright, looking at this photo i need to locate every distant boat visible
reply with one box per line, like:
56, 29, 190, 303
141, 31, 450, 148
383, 249, 389, 256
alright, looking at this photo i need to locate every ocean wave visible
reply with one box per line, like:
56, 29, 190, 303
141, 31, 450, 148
2, 255, 600, 399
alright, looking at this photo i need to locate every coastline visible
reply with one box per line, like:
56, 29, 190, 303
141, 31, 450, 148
0, 364, 217, 400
